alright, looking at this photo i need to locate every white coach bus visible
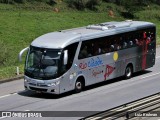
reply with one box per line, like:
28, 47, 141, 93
19, 20, 156, 94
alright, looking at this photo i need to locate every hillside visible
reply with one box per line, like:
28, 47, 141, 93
0, 1, 160, 80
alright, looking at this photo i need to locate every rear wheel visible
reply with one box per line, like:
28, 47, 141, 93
75, 80, 83, 93
125, 65, 133, 79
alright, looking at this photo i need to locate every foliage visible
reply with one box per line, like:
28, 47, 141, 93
86, 0, 100, 10
0, 0, 55, 5
0, 41, 9, 66
64, 0, 101, 10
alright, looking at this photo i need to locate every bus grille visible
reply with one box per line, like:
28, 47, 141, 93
29, 87, 47, 92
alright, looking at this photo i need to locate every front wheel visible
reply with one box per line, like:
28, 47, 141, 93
75, 80, 83, 93
125, 65, 133, 79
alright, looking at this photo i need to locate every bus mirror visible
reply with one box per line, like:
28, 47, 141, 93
18, 47, 29, 62
63, 50, 68, 65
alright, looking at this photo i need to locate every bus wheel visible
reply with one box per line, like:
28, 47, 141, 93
75, 80, 83, 93
125, 65, 133, 79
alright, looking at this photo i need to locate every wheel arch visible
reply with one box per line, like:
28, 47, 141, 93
124, 62, 134, 79
76, 75, 86, 87
127, 63, 134, 71
124, 62, 134, 75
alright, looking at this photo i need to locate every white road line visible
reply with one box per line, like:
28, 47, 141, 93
0, 94, 12, 99
0, 93, 17, 99
141, 72, 160, 79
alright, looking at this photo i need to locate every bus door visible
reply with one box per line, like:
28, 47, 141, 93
60, 42, 79, 93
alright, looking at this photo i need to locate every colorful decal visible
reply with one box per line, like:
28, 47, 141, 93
79, 62, 87, 69
136, 32, 151, 70
73, 73, 76, 76
104, 65, 115, 80
92, 69, 103, 77
88, 57, 103, 68
70, 74, 74, 80
79, 57, 103, 69
78, 71, 82, 75
113, 52, 118, 61
70, 73, 76, 80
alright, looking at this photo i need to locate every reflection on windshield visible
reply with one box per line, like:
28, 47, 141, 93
25, 46, 61, 80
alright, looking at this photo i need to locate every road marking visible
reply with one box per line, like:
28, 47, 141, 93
0, 93, 17, 99
141, 72, 160, 79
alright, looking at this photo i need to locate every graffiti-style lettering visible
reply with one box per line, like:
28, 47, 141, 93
92, 70, 103, 77
79, 57, 103, 69
88, 57, 103, 68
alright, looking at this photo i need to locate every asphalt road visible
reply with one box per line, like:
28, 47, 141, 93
0, 48, 160, 120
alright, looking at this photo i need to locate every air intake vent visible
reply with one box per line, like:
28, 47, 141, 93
86, 25, 109, 30
113, 22, 132, 28
86, 21, 132, 30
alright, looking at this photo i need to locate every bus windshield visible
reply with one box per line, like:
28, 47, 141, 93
25, 46, 62, 80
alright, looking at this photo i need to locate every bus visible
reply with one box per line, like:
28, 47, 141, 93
19, 20, 156, 94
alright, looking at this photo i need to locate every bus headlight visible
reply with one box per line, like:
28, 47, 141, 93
47, 81, 60, 87
24, 77, 31, 83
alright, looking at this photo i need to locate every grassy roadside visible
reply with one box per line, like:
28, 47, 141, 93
0, 3, 160, 80
0, 10, 124, 80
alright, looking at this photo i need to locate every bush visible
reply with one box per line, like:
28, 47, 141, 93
66, 0, 100, 10
48, 0, 56, 5
134, 9, 160, 20
14, 0, 26, 3
0, 0, 14, 4
86, 0, 100, 10
0, 0, 52, 4
66, 0, 88, 10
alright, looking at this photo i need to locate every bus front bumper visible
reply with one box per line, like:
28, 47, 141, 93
24, 76, 60, 94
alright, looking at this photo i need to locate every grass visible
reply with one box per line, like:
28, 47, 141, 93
0, 8, 124, 80
0, 2, 160, 80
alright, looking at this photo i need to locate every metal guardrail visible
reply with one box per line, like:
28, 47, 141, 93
83, 93, 160, 120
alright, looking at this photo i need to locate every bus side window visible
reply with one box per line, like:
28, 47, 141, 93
122, 35, 127, 49
78, 45, 88, 59
129, 41, 133, 47
115, 38, 122, 50
64, 42, 79, 70
110, 45, 114, 51
105, 38, 111, 53
79, 41, 93, 59
123, 41, 127, 49
147, 28, 155, 42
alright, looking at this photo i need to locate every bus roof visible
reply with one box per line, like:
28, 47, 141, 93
31, 20, 155, 49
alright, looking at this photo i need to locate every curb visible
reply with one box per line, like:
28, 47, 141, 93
0, 75, 24, 84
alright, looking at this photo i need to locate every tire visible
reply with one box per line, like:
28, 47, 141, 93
75, 80, 83, 93
125, 65, 133, 79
